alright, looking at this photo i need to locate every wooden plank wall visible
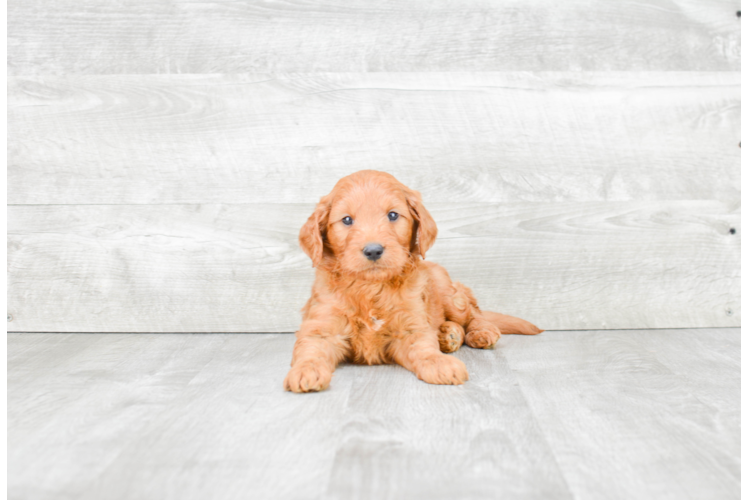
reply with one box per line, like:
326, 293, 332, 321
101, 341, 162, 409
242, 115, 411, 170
7, 0, 741, 332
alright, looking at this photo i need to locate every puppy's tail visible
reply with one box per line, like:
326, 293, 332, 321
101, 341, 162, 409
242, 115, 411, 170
482, 311, 543, 335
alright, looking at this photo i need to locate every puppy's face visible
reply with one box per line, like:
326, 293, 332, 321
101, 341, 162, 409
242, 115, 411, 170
326, 180, 413, 280
300, 170, 437, 280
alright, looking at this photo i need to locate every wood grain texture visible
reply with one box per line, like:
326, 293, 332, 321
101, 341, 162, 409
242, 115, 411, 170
738, 10, 748, 71
8, 330, 741, 499
7, 333, 352, 500
323, 347, 571, 500
740, 344, 748, 498
8, 72, 740, 205
8, 201, 739, 332
7, 0, 741, 75
501, 329, 741, 500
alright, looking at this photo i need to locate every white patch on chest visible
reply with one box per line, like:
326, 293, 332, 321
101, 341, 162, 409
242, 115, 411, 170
370, 316, 385, 331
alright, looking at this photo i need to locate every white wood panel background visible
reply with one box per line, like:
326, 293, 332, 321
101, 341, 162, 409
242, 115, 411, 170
8, 73, 740, 205
8, 0, 741, 74
7, 201, 739, 332
7, 0, 741, 332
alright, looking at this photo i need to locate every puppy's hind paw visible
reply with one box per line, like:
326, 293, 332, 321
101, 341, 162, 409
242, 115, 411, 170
438, 321, 465, 353
465, 323, 501, 349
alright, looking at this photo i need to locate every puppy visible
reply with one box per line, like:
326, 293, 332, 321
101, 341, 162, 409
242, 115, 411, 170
284, 170, 542, 393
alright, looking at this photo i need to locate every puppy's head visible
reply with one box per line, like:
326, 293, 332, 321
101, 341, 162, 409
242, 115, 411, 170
299, 170, 437, 280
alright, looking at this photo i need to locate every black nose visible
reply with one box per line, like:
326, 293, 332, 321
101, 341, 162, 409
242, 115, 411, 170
363, 243, 384, 261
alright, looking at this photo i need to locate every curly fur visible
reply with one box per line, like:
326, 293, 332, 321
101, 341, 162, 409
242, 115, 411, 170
284, 170, 542, 392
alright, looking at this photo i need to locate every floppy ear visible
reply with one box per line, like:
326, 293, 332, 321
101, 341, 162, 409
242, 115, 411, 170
299, 196, 331, 267
405, 188, 437, 258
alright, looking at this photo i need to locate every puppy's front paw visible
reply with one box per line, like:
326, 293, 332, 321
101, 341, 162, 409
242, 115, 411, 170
438, 321, 465, 353
284, 361, 332, 393
415, 354, 469, 385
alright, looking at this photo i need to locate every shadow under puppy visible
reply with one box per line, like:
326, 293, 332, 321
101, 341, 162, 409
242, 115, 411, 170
285, 170, 542, 393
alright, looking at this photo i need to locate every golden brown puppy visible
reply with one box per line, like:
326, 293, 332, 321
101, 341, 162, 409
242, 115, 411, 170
284, 170, 542, 393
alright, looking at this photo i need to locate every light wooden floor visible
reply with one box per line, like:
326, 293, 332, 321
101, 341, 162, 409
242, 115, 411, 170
8, 329, 740, 500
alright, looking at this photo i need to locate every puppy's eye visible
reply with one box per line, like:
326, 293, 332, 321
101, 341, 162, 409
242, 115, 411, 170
388, 211, 399, 221
342, 216, 353, 226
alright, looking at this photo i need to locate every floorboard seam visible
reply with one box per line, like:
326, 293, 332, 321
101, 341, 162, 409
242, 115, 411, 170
501, 351, 577, 500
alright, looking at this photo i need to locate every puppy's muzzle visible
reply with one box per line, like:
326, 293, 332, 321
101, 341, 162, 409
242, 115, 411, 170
363, 243, 384, 261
